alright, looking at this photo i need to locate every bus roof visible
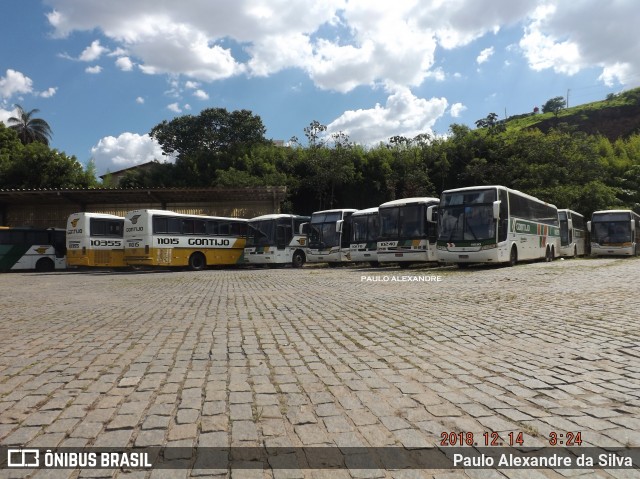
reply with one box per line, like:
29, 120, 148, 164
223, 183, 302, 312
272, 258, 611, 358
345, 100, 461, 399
125, 209, 247, 222
379, 197, 439, 208
442, 185, 557, 209
249, 214, 310, 221
69, 212, 124, 219
557, 209, 584, 218
592, 209, 636, 216
311, 208, 358, 215
351, 207, 378, 216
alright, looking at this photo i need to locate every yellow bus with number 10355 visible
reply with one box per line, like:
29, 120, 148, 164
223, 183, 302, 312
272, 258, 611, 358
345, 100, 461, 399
66, 212, 126, 268
123, 209, 247, 270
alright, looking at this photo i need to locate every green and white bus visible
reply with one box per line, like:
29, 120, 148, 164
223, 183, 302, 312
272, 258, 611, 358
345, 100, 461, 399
0, 226, 66, 272
307, 208, 357, 265
436, 186, 560, 266
377, 197, 439, 266
244, 214, 310, 268
349, 207, 379, 264
558, 209, 586, 258
588, 209, 640, 257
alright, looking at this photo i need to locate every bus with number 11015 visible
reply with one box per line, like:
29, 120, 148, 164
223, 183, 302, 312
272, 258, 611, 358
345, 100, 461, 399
123, 209, 247, 270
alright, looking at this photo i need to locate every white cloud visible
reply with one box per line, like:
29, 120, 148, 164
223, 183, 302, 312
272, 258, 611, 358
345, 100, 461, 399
167, 102, 181, 113
90, 132, 166, 175
136, 96, 145, 104
39, 87, 58, 98
85, 65, 102, 74
326, 86, 448, 145
79, 39, 108, 62
0, 69, 34, 99
115, 56, 134, 71
44, 0, 640, 92
193, 89, 209, 100
450, 103, 467, 118
477, 47, 494, 64
184, 81, 200, 89
0, 106, 17, 125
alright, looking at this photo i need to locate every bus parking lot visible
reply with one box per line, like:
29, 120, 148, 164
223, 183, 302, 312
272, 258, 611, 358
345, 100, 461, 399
1, 258, 639, 478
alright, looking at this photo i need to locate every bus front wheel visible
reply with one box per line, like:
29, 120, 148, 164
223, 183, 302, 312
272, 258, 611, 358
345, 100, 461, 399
188, 252, 206, 271
508, 246, 518, 267
292, 250, 306, 268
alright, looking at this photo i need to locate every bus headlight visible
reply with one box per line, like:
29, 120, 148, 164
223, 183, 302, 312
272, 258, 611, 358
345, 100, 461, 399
481, 244, 497, 250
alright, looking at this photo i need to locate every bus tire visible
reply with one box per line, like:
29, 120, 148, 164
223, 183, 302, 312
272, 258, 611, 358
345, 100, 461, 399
35, 258, 55, 272
508, 246, 518, 267
545, 246, 553, 262
188, 252, 206, 271
574, 245, 577, 258
292, 250, 306, 268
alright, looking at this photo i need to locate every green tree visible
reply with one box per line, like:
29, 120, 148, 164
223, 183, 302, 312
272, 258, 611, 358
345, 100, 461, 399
7, 104, 53, 145
541, 96, 566, 117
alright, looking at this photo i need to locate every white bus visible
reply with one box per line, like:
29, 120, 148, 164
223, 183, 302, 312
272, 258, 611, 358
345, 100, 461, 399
436, 186, 560, 267
377, 197, 439, 266
244, 214, 310, 268
306, 208, 357, 265
123, 209, 247, 270
558, 209, 586, 258
66, 213, 126, 268
0, 227, 66, 272
349, 207, 379, 264
588, 209, 640, 257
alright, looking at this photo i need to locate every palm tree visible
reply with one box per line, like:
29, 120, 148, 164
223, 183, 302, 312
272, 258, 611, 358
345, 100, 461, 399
7, 104, 53, 146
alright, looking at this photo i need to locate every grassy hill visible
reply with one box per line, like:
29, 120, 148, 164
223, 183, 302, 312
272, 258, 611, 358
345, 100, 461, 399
504, 87, 640, 140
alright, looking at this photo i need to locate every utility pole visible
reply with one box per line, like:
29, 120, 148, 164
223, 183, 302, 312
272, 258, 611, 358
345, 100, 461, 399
566, 89, 570, 108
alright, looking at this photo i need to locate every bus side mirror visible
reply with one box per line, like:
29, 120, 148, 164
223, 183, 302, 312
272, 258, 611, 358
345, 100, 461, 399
631, 219, 636, 232
567, 219, 573, 230
586, 221, 591, 233
336, 220, 344, 233
493, 201, 501, 220
426, 205, 436, 223
300, 223, 309, 235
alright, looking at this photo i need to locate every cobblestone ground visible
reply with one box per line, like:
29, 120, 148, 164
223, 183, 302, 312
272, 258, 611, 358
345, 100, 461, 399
0, 257, 639, 479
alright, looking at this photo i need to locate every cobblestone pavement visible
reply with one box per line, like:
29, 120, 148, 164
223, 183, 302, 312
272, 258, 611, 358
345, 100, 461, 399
1, 257, 639, 479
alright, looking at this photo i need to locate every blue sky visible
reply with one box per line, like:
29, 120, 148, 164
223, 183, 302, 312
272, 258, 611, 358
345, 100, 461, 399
1, 0, 638, 177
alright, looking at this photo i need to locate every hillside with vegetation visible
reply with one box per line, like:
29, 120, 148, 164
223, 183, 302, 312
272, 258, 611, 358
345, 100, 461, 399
504, 87, 640, 140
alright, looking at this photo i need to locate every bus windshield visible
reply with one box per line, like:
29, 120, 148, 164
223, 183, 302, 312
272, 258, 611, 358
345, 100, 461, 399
592, 221, 631, 244
246, 220, 275, 247
559, 211, 569, 246
352, 214, 379, 242
379, 205, 425, 240
439, 189, 496, 242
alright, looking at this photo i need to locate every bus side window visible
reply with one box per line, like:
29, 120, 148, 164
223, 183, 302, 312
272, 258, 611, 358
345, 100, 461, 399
51, 230, 66, 257
182, 219, 195, 235
110, 221, 124, 237
153, 217, 168, 234
194, 220, 206, 235
207, 221, 219, 235
219, 223, 230, 235
167, 218, 181, 234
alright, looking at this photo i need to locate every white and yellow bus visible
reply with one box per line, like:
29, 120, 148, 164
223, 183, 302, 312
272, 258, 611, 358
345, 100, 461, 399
558, 209, 586, 258
66, 213, 126, 268
349, 207, 379, 264
123, 209, 247, 270
244, 214, 310, 267
306, 208, 357, 265
0, 226, 66, 272
588, 209, 640, 257
377, 197, 439, 266
436, 185, 560, 267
